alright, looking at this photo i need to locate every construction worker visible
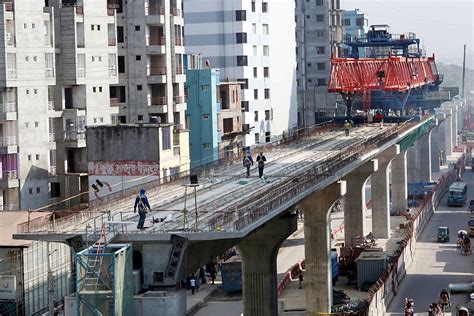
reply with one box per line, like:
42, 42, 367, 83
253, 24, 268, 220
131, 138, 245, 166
256, 152, 267, 178
343, 120, 351, 136
134, 188, 151, 230
243, 151, 254, 178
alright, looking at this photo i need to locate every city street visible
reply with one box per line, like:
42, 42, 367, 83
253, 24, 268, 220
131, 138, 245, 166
387, 172, 474, 315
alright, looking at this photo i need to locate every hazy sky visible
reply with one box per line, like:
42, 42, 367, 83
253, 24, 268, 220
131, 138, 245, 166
341, 0, 473, 66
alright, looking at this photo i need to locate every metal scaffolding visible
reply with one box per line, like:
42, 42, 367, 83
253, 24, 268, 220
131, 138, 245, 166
76, 244, 133, 316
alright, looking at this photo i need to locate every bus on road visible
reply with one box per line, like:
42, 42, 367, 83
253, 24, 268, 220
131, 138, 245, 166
447, 182, 467, 206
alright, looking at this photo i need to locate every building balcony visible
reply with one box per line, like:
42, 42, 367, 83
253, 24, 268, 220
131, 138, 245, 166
107, 8, 115, 16
0, 136, 17, 147
149, 97, 167, 113
75, 5, 84, 15
146, 38, 166, 55
64, 130, 86, 148
148, 36, 166, 46
173, 96, 183, 104
4, 2, 13, 12
0, 170, 19, 189
175, 37, 184, 46
170, 7, 180, 17
148, 67, 166, 83
6, 33, 15, 47
49, 133, 55, 143
48, 166, 56, 176
110, 97, 119, 107
108, 37, 116, 46
147, 6, 164, 16
6, 69, 17, 80
175, 67, 184, 75
0, 102, 17, 121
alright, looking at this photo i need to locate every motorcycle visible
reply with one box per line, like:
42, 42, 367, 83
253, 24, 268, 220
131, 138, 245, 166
404, 298, 414, 316
428, 302, 441, 316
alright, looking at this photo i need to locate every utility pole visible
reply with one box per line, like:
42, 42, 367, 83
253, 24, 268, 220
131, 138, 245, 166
47, 242, 54, 315
462, 44, 466, 99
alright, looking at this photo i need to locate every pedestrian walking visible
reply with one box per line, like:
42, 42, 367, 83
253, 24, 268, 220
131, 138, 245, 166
210, 267, 216, 285
134, 188, 151, 230
243, 151, 254, 178
199, 267, 206, 285
256, 152, 267, 178
190, 274, 197, 295
343, 120, 351, 136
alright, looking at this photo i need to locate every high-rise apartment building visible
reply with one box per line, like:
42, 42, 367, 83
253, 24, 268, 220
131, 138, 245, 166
342, 9, 369, 57
51, 0, 120, 206
112, 0, 190, 177
0, 0, 59, 210
183, 0, 297, 147
296, 0, 343, 127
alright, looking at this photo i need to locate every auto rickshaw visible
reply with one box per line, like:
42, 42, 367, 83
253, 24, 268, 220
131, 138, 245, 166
437, 226, 450, 243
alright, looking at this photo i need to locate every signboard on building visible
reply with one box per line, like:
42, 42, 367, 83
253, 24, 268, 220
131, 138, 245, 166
88, 160, 160, 202
0, 275, 16, 300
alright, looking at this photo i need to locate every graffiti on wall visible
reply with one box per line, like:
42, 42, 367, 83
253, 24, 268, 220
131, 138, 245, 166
88, 160, 160, 177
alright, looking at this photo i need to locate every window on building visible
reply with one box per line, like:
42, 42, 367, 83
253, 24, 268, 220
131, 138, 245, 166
255, 133, 259, 143
251, 0, 256, 12
306, 15, 311, 19
344, 19, 351, 26
265, 131, 271, 143
317, 78, 326, 86
45, 53, 54, 78
236, 55, 248, 66
118, 56, 125, 73
28, 155, 32, 161
264, 89, 270, 99
307, 63, 312, 67
262, 2, 268, 12
108, 53, 117, 76
254, 89, 258, 100
317, 62, 325, 70
236, 32, 247, 44
316, 46, 325, 54
263, 46, 269, 56
117, 26, 124, 43
238, 78, 249, 89
253, 67, 258, 78
316, 30, 324, 38
308, 78, 313, 83
265, 110, 270, 120
91, 25, 94, 31
235, 10, 246, 21
203, 143, 211, 150
136, 55, 141, 61
262, 24, 269, 35
36, 187, 40, 193
223, 118, 233, 134
162, 126, 171, 150
99, 87, 102, 92
254, 111, 258, 122
316, 0, 323, 5
51, 182, 60, 198
77, 53, 86, 77
253, 45, 258, 56
264, 67, 269, 78
29, 188, 33, 194
203, 114, 210, 120
135, 25, 140, 31
252, 23, 257, 34
316, 15, 324, 22
241, 101, 249, 111
97, 24, 101, 31
36, 154, 40, 160
137, 85, 142, 90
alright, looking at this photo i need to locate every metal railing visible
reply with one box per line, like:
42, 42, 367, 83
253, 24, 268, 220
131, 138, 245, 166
147, 6, 164, 15
108, 37, 116, 46
49, 133, 55, 143
77, 68, 86, 78
45, 68, 54, 78
170, 7, 180, 16
5, 2, 13, 12
107, 8, 114, 16
1, 101, 16, 113
149, 36, 165, 46
6, 33, 15, 46
75, 5, 83, 15
175, 67, 183, 75
64, 130, 86, 142
151, 96, 167, 106
48, 166, 56, 176
173, 96, 183, 104
109, 67, 117, 77
149, 67, 166, 76
47, 100, 54, 111
1, 170, 18, 180
175, 37, 184, 46
0, 136, 17, 146
110, 98, 119, 107
7, 69, 17, 79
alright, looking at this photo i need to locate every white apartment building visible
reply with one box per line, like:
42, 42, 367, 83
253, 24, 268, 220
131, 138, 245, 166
0, 0, 119, 210
183, 0, 297, 147
295, 0, 343, 127
113, 0, 190, 177
0, 0, 57, 210
51, 0, 119, 206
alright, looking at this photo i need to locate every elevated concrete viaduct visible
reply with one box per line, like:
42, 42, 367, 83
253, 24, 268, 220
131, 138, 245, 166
15, 114, 465, 316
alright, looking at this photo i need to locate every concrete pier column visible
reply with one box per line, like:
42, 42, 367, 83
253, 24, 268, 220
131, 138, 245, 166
301, 181, 346, 315
451, 106, 458, 147
238, 215, 297, 316
371, 145, 400, 238
431, 125, 440, 173
440, 109, 453, 156
343, 160, 378, 247
418, 132, 432, 182
391, 150, 408, 213
407, 146, 419, 183
436, 112, 447, 164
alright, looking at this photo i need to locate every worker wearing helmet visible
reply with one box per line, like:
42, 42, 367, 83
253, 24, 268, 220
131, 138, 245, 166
134, 188, 151, 229
343, 120, 351, 136
458, 307, 469, 316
